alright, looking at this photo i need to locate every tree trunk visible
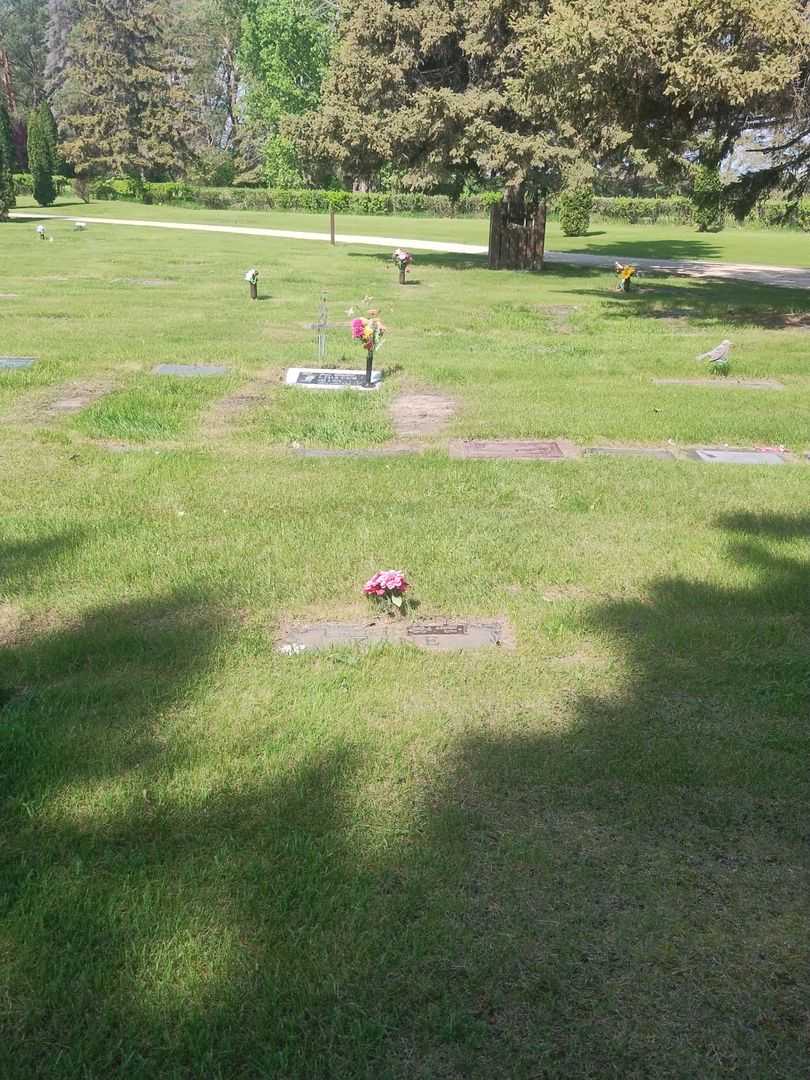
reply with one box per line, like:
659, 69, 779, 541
488, 190, 547, 270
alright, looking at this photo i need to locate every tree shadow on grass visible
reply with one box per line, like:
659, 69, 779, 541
2, 516, 809, 1077
348, 249, 606, 279
551, 236, 724, 261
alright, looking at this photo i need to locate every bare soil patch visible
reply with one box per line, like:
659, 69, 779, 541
390, 392, 457, 437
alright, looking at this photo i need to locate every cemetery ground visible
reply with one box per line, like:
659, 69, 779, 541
1, 214, 809, 1079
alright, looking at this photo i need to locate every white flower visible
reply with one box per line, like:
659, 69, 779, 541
244, 268, 259, 283
74, 221, 87, 231
36, 224, 46, 235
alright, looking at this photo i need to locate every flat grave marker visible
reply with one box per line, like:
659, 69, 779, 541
450, 439, 565, 460
653, 378, 785, 391
585, 446, 676, 460
285, 367, 382, 390
689, 448, 787, 465
295, 446, 418, 458
153, 364, 228, 377
277, 618, 513, 655
0, 357, 36, 369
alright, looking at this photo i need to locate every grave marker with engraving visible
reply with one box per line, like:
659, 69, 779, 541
277, 618, 512, 654
285, 367, 382, 390
450, 439, 565, 460
689, 448, 787, 465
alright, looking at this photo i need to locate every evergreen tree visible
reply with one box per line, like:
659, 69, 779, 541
39, 100, 60, 173
60, 0, 191, 180
27, 107, 56, 205
45, 0, 82, 98
0, 99, 16, 219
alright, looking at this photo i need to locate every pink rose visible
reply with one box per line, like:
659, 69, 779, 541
351, 318, 366, 339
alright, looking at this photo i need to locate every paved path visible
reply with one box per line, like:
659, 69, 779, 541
11, 210, 810, 290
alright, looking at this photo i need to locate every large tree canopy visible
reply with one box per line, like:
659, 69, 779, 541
302, 0, 810, 197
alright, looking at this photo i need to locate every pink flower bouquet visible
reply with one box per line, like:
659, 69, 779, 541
351, 313, 385, 353
392, 248, 413, 269
363, 569, 410, 614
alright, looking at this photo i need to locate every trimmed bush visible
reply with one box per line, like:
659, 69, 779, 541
27, 109, 56, 207
557, 185, 594, 236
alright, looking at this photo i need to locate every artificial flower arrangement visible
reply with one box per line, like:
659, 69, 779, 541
614, 261, 638, 292
351, 310, 386, 354
36, 224, 46, 240
392, 248, 413, 283
363, 570, 410, 615
244, 267, 259, 299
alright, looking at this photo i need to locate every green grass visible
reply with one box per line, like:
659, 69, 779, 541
14, 192, 810, 267
1, 214, 809, 1079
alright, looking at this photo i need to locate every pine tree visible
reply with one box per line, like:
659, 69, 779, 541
0, 99, 17, 219
27, 108, 56, 206
60, 0, 191, 181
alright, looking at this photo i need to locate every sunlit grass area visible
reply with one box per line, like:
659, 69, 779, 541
13, 191, 810, 267
1, 215, 809, 1078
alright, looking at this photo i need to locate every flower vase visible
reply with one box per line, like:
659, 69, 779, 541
249, 281, 258, 300
398, 265, 406, 285
365, 348, 374, 387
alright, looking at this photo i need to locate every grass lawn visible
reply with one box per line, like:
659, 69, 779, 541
1, 215, 809, 1079
14, 192, 810, 268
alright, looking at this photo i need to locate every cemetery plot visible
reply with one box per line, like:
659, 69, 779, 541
653, 378, 785, 390
44, 381, 115, 416
688, 448, 788, 465
201, 380, 272, 437
391, 392, 457, 437
154, 364, 229, 377
0, 357, 36, 369
585, 446, 676, 460
449, 439, 567, 460
277, 618, 513, 655
285, 367, 382, 390
295, 446, 419, 458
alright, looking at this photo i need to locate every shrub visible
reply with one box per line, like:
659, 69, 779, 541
27, 109, 56, 207
692, 166, 724, 232
557, 185, 594, 235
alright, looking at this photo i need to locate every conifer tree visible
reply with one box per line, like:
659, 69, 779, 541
60, 0, 191, 180
0, 99, 16, 219
39, 100, 60, 174
27, 107, 56, 206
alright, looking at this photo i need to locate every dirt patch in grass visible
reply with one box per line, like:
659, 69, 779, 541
113, 277, 177, 287
2, 380, 115, 424
532, 303, 579, 333
390, 392, 457, 438
200, 378, 273, 438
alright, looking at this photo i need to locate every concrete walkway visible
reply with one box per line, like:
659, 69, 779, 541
11, 210, 810, 290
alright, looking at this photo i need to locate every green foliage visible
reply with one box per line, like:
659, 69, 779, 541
261, 133, 304, 187
557, 185, 594, 236
27, 109, 56, 207
0, 101, 15, 219
60, 0, 191, 180
692, 165, 725, 233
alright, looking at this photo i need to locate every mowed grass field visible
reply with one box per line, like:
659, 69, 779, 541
13, 191, 810, 267
1, 214, 809, 1079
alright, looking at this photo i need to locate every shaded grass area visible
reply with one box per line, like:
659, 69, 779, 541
14, 194, 810, 267
1, 449, 809, 1078
2, 214, 810, 1077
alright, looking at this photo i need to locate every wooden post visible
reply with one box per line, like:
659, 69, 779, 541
330, 208, 336, 246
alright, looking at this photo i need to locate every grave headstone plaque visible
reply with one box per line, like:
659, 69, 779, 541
0, 357, 36, 369
277, 618, 512, 654
689, 448, 786, 465
285, 367, 382, 390
585, 446, 676, 460
450, 440, 564, 460
153, 364, 228, 377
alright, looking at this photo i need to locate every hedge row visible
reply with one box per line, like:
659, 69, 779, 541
83, 179, 810, 229
13, 173, 70, 197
